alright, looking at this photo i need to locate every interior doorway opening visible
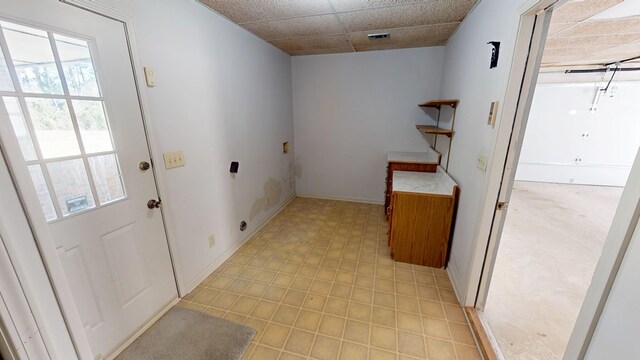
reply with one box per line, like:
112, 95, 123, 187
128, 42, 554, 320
475, 1, 640, 359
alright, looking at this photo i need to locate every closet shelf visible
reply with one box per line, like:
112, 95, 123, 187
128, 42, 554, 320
416, 125, 454, 138
418, 99, 459, 109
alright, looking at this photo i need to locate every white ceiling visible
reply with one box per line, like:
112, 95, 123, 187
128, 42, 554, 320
200, 0, 478, 56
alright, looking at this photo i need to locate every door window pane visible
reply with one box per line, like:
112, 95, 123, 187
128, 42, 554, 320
3, 97, 37, 161
26, 97, 80, 158
73, 100, 113, 153
0, 48, 13, 91
54, 34, 100, 97
89, 154, 125, 205
1, 21, 63, 95
27, 165, 57, 221
47, 159, 96, 216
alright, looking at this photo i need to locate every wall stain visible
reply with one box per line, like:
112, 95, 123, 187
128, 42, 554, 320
249, 177, 282, 221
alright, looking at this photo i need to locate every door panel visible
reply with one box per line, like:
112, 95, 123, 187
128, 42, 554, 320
0, 1, 177, 357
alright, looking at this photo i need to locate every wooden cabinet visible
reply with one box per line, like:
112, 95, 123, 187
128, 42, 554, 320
385, 150, 440, 216
388, 168, 459, 268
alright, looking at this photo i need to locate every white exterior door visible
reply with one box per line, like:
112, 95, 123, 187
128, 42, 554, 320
0, 1, 177, 358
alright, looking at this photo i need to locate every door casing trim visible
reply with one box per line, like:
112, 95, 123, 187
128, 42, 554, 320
466, 0, 640, 359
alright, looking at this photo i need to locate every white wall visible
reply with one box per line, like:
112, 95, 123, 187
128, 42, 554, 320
292, 48, 445, 203
584, 217, 640, 359
437, 0, 532, 300
516, 82, 640, 186
100, 0, 295, 292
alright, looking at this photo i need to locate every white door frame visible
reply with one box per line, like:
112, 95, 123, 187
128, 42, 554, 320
463, 0, 562, 309
465, 0, 640, 359
473, 0, 557, 310
0, 1, 188, 358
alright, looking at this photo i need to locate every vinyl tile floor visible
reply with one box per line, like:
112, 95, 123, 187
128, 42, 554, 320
179, 198, 481, 360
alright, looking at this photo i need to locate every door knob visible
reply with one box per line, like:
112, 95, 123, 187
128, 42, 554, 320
147, 199, 161, 209
139, 161, 151, 171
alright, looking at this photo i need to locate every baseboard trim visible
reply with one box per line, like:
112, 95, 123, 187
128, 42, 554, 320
181, 194, 297, 296
296, 193, 384, 205
465, 307, 503, 360
106, 297, 180, 360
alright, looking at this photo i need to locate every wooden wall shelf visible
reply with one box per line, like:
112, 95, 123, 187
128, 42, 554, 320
416, 125, 454, 137
418, 99, 459, 109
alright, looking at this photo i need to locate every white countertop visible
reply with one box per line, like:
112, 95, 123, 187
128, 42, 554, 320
392, 167, 457, 196
387, 148, 440, 164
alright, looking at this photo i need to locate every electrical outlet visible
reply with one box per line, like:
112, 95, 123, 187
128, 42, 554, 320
477, 154, 488, 172
208, 234, 215, 248
163, 150, 185, 169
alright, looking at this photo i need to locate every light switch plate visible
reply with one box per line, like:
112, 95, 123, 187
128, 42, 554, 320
488, 101, 499, 127
144, 67, 156, 87
163, 150, 185, 169
477, 154, 488, 172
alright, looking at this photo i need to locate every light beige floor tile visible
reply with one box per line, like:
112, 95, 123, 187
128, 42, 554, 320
260, 323, 291, 349
426, 337, 457, 360
443, 304, 466, 324
423, 317, 451, 339
343, 319, 370, 345
455, 343, 483, 360
372, 307, 396, 328
370, 325, 396, 352
212, 292, 240, 310
369, 347, 396, 360
272, 305, 300, 326
347, 301, 372, 322
351, 287, 373, 304
294, 309, 322, 332
325, 298, 349, 317
398, 330, 426, 358
318, 314, 346, 338
179, 199, 481, 360
397, 311, 423, 334
330, 283, 352, 299
303, 293, 327, 312
282, 290, 307, 307
250, 345, 279, 360
251, 301, 279, 320
449, 322, 476, 346
339, 341, 368, 359
231, 296, 259, 314
311, 335, 341, 360
420, 300, 445, 319
284, 329, 315, 356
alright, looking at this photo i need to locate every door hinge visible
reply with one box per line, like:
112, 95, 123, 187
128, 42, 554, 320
497, 202, 509, 211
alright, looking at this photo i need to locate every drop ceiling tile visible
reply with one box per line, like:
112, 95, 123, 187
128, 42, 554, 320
548, 22, 577, 36
545, 33, 639, 50
242, 14, 345, 40
349, 23, 458, 51
591, 41, 640, 60
201, 0, 333, 24
554, 17, 640, 37
543, 44, 615, 58
330, 0, 425, 12
337, 0, 474, 32
270, 35, 351, 53
551, 0, 622, 24
290, 47, 355, 56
